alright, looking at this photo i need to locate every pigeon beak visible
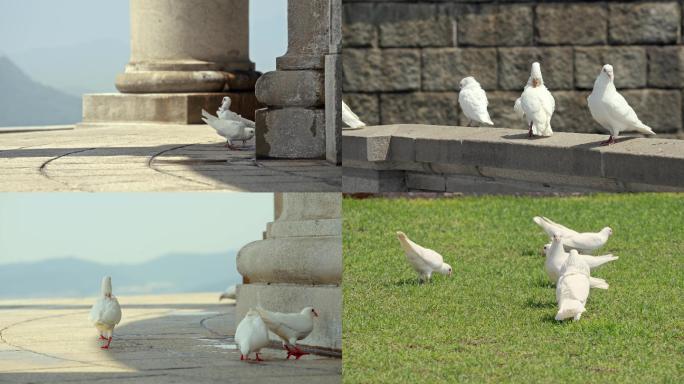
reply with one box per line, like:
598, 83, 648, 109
313, 310, 319, 317
532, 78, 541, 87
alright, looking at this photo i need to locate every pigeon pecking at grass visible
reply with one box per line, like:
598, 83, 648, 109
88, 276, 122, 350
514, 62, 555, 137
458, 76, 494, 127
544, 235, 615, 290
587, 64, 655, 145
555, 250, 592, 321
396, 231, 452, 283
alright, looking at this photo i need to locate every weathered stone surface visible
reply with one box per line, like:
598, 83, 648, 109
498, 47, 574, 90
622, 90, 682, 133
255, 70, 325, 108
381, 93, 459, 125
648, 46, 684, 88
609, 2, 680, 44
377, 3, 453, 47
536, 3, 607, 45
342, 48, 421, 92
342, 3, 377, 47
256, 108, 326, 159
552, 91, 598, 134
342, 167, 406, 193
343, 93, 380, 126
422, 48, 498, 91
277, 0, 331, 70
326, 54, 342, 164
575, 46, 647, 89
456, 4, 533, 47
406, 173, 446, 191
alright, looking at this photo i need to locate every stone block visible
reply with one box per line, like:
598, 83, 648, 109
237, 284, 341, 351
422, 48, 498, 91
609, 2, 680, 44
255, 70, 325, 108
552, 91, 599, 134
622, 90, 682, 133
406, 172, 446, 191
456, 4, 533, 47
536, 3, 607, 45
256, 108, 326, 159
648, 46, 684, 88
342, 93, 380, 126
330, 0, 342, 54
602, 139, 684, 188
574, 47, 647, 89
326, 54, 343, 164
342, 3, 377, 47
381, 93, 459, 125
82, 92, 259, 124
377, 3, 454, 47
498, 47, 573, 90
342, 48, 421, 92
342, 167, 406, 193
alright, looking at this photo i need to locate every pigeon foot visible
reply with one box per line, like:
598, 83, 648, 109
286, 346, 309, 360
600, 136, 616, 146
255, 353, 264, 362
99, 335, 107, 340
101, 336, 112, 349
528, 123, 533, 138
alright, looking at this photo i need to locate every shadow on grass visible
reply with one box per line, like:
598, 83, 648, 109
391, 278, 423, 287
525, 297, 556, 309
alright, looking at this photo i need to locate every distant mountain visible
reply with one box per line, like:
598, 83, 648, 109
9, 39, 129, 96
0, 56, 82, 127
0, 251, 241, 299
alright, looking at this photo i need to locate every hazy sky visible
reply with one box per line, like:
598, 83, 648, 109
0, 193, 274, 265
0, 0, 287, 72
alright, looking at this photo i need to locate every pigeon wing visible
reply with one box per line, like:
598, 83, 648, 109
603, 91, 654, 135
342, 101, 366, 129
460, 87, 492, 125
255, 308, 312, 343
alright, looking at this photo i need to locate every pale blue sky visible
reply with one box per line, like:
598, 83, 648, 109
0, 193, 274, 265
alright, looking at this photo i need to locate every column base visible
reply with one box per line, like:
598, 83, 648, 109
81, 92, 260, 125
255, 108, 326, 159
236, 283, 341, 351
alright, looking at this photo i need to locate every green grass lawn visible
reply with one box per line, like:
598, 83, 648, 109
343, 194, 684, 383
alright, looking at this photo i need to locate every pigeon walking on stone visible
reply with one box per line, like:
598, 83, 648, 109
235, 309, 270, 361
514, 62, 555, 137
219, 285, 237, 301
544, 235, 615, 289
555, 250, 592, 321
255, 306, 318, 360
458, 76, 494, 127
88, 276, 122, 350
396, 231, 452, 283
587, 64, 655, 145
342, 101, 366, 129
202, 96, 255, 150
533, 216, 612, 253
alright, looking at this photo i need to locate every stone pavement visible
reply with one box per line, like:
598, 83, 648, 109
0, 125, 341, 192
0, 293, 341, 384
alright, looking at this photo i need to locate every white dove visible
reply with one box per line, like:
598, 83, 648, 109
544, 235, 615, 289
235, 309, 270, 361
533, 216, 612, 253
555, 250, 591, 321
588, 64, 655, 145
219, 285, 237, 301
201, 97, 255, 150
513, 62, 555, 137
458, 76, 494, 126
254, 306, 318, 360
342, 101, 366, 129
396, 231, 452, 283
88, 276, 122, 349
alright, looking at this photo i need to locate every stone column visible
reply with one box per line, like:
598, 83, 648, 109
81, 0, 259, 126
325, 0, 343, 164
254, 0, 331, 160
236, 193, 342, 352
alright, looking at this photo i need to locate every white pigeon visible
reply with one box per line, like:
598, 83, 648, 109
458, 76, 494, 126
544, 235, 615, 289
533, 216, 612, 253
396, 231, 452, 283
555, 250, 591, 321
513, 62, 555, 137
254, 306, 318, 360
342, 101, 366, 130
587, 64, 655, 145
88, 276, 122, 349
219, 285, 237, 301
202, 97, 255, 150
235, 309, 270, 361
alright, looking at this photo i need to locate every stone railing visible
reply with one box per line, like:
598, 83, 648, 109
342, 1, 684, 136
343, 125, 684, 193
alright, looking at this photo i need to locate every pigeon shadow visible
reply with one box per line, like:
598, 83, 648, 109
571, 136, 639, 150
502, 133, 552, 141
541, 313, 563, 324
392, 278, 423, 287
525, 297, 556, 309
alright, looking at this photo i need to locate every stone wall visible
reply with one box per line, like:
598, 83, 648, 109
342, 1, 684, 135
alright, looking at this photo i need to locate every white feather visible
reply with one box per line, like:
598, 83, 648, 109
396, 231, 452, 282
458, 77, 494, 126
342, 101, 366, 129
235, 309, 270, 359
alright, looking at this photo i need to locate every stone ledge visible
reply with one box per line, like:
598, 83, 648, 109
342, 124, 684, 192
